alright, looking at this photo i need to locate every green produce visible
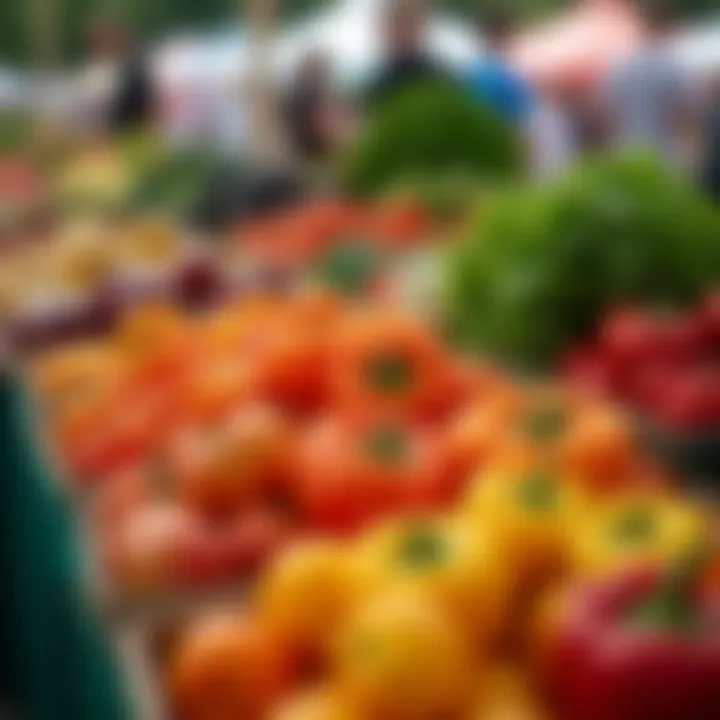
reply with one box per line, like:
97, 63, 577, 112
126, 145, 218, 215
314, 240, 386, 297
446, 151, 720, 370
344, 81, 521, 197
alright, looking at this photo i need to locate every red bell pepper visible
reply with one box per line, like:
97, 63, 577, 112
552, 551, 720, 720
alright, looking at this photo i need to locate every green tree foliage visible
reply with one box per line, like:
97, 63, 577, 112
0, 0, 331, 65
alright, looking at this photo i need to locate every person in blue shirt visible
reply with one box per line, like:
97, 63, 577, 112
466, 7, 533, 126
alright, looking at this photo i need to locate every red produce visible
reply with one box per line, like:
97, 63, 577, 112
294, 415, 450, 534
550, 554, 720, 720
170, 404, 292, 519
561, 345, 616, 398
630, 360, 676, 414
600, 308, 661, 372
656, 367, 720, 432
108, 504, 229, 591
700, 292, 720, 350
651, 311, 704, 368
220, 508, 293, 576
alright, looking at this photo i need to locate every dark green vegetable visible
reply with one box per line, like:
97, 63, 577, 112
343, 81, 522, 197
446, 151, 720, 370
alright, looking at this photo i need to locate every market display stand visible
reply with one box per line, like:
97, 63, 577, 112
0, 374, 130, 720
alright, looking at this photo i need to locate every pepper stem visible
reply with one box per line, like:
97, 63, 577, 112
632, 545, 711, 634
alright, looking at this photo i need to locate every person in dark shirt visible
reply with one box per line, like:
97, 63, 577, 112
109, 50, 154, 133
284, 51, 335, 161
89, 18, 154, 134
364, 0, 446, 108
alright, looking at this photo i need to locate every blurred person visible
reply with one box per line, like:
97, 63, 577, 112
466, 6, 533, 126
106, 23, 155, 133
602, 0, 695, 167
701, 73, 720, 200
284, 51, 347, 162
85, 18, 155, 135
527, 82, 576, 180
364, 0, 447, 108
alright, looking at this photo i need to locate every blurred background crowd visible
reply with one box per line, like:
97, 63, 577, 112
1, 0, 719, 197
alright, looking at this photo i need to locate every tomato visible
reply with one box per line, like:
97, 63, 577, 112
219, 507, 293, 577
356, 517, 511, 649
93, 464, 154, 531
331, 311, 450, 420
657, 366, 720, 432
64, 387, 169, 481
700, 291, 720, 348
179, 355, 256, 424
257, 540, 359, 664
167, 613, 290, 720
630, 359, 675, 413
561, 403, 637, 493
107, 504, 228, 592
651, 311, 704, 367
336, 589, 474, 720
600, 308, 661, 373
294, 415, 450, 533
271, 687, 362, 720
254, 320, 330, 413
171, 404, 292, 519
560, 345, 616, 398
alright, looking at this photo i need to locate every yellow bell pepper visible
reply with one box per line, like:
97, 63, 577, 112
468, 664, 549, 720
572, 493, 708, 578
336, 588, 474, 720
256, 540, 359, 663
462, 465, 587, 593
271, 687, 362, 720
355, 516, 511, 650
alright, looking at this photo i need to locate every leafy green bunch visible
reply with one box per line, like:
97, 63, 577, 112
343, 81, 522, 197
446, 152, 720, 370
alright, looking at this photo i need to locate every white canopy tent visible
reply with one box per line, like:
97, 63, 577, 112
671, 20, 720, 80
153, 0, 479, 91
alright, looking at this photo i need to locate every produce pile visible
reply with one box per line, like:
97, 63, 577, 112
33, 290, 688, 597
34, 294, 481, 593
161, 410, 715, 719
